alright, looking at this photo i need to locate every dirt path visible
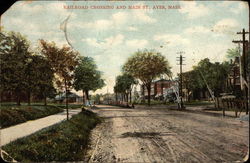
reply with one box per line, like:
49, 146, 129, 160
86, 105, 249, 162
0, 109, 81, 146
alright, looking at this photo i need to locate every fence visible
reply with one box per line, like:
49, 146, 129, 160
215, 97, 248, 117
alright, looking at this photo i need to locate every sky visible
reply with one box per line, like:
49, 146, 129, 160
1, 0, 249, 95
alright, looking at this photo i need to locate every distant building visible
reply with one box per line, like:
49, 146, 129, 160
226, 57, 241, 88
224, 57, 243, 98
140, 79, 177, 99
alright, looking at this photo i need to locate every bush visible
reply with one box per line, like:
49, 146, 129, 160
2, 110, 101, 162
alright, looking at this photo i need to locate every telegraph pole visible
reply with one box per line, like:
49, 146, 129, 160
177, 52, 185, 109
232, 28, 249, 114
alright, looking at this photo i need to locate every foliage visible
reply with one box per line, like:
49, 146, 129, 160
0, 105, 63, 128
39, 39, 79, 90
0, 32, 56, 105
2, 110, 101, 162
182, 58, 231, 98
123, 49, 171, 105
0, 31, 32, 105
114, 74, 137, 93
40, 39, 79, 118
73, 56, 105, 100
114, 73, 137, 102
226, 47, 240, 60
91, 94, 101, 104
26, 55, 56, 104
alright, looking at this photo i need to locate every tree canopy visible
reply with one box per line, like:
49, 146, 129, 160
182, 58, 231, 99
114, 73, 137, 103
226, 47, 240, 60
40, 39, 79, 119
122, 49, 171, 105
73, 56, 105, 103
0, 31, 32, 105
0, 32, 56, 105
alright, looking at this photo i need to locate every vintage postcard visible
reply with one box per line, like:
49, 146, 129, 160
0, 0, 249, 162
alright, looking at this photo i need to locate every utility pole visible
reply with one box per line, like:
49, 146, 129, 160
232, 28, 249, 114
177, 52, 185, 109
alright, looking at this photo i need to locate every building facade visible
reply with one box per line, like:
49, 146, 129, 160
140, 79, 177, 99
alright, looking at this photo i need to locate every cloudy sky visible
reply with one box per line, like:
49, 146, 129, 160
1, 0, 249, 94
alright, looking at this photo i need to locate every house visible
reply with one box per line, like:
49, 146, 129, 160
224, 57, 244, 98
226, 57, 241, 89
140, 79, 177, 100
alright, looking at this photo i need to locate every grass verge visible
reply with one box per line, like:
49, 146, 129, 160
0, 105, 63, 128
2, 109, 101, 162
54, 104, 83, 109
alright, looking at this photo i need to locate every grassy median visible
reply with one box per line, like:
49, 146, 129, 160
0, 104, 64, 128
2, 109, 101, 162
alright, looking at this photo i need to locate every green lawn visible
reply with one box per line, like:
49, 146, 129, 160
54, 104, 83, 109
0, 103, 64, 128
2, 110, 101, 162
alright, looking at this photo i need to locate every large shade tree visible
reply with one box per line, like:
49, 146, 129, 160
182, 58, 231, 100
40, 39, 79, 120
73, 56, 105, 105
193, 58, 230, 97
0, 31, 32, 105
28, 55, 56, 105
123, 49, 171, 105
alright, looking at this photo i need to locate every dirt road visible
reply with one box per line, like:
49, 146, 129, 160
86, 105, 248, 163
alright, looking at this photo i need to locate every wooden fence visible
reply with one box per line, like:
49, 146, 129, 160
215, 97, 248, 117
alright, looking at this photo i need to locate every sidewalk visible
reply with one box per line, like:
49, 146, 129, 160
0, 109, 81, 146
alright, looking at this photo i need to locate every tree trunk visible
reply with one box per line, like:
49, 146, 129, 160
85, 90, 89, 100
129, 90, 132, 103
44, 96, 47, 106
65, 80, 69, 120
142, 85, 145, 103
147, 83, 151, 106
85, 90, 89, 106
27, 90, 31, 106
16, 90, 21, 106
82, 90, 85, 105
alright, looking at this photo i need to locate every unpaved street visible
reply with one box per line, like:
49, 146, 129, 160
86, 105, 249, 163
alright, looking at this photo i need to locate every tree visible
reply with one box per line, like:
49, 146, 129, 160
73, 56, 105, 105
188, 58, 230, 99
182, 70, 201, 101
28, 55, 56, 105
226, 47, 240, 60
114, 74, 137, 104
40, 40, 79, 120
0, 31, 32, 105
91, 94, 101, 104
123, 49, 171, 105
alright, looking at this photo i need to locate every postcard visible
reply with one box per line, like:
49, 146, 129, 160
0, 0, 249, 162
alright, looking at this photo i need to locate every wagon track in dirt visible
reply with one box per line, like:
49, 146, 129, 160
86, 105, 249, 162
